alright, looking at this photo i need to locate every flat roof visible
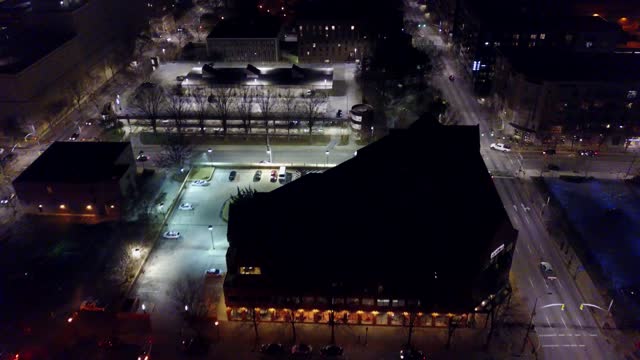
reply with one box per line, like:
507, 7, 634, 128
501, 49, 640, 82
207, 16, 281, 39
0, 29, 74, 74
227, 116, 516, 311
14, 142, 131, 183
186, 64, 333, 88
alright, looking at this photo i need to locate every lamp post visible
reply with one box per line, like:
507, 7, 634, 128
266, 146, 272, 163
325, 150, 330, 165
214, 320, 220, 341
208, 225, 214, 251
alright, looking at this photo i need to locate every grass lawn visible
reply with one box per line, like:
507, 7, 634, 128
140, 132, 332, 146
188, 166, 215, 181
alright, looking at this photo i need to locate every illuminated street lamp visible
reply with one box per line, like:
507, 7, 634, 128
325, 150, 330, 165
208, 225, 214, 251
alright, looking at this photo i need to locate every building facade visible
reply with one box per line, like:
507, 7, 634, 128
492, 50, 640, 147
296, 20, 370, 63
13, 142, 137, 222
206, 16, 281, 62
224, 117, 517, 328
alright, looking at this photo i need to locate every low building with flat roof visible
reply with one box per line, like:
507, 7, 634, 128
223, 115, 517, 328
13, 141, 136, 221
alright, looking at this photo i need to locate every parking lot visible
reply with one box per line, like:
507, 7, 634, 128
130, 167, 283, 355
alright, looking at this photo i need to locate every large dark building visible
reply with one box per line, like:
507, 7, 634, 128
223, 116, 517, 328
13, 142, 137, 222
206, 16, 282, 62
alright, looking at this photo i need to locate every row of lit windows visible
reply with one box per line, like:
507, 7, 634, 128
229, 295, 422, 308
39, 203, 116, 210
299, 25, 356, 31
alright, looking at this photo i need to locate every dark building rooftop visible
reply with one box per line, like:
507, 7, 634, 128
486, 15, 622, 34
190, 64, 333, 87
226, 116, 516, 312
14, 142, 131, 183
500, 49, 640, 82
207, 15, 281, 39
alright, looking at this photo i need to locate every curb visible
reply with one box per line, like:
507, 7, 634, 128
123, 168, 193, 299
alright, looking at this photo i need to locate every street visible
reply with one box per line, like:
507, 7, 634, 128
405, 0, 621, 358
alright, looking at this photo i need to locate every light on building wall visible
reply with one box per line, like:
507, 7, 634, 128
38, 204, 43, 208
331, 25, 335, 30
59, 204, 66, 209
110, 205, 115, 209
86, 205, 93, 210
351, 25, 355, 30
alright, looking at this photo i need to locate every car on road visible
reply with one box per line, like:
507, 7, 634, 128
163, 231, 181, 239
229, 170, 237, 181
253, 170, 262, 182
542, 149, 556, 155
320, 344, 344, 357
260, 343, 285, 356
0, 193, 14, 206
205, 268, 222, 277
178, 203, 194, 210
578, 149, 598, 157
270, 170, 277, 182
539, 261, 557, 280
136, 154, 149, 162
69, 133, 80, 141
291, 343, 312, 356
336, 109, 343, 118
80, 299, 106, 312
192, 180, 209, 186
176, 75, 186, 81
399, 347, 427, 360
489, 143, 511, 152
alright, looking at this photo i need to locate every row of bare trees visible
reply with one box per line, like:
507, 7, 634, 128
129, 85, 328, 136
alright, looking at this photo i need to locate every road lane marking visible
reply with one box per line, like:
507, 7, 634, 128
561, 316, 568, 329
513, 204, 518, 212
542, 344, 586, 348
527, 243, 533, 254
545, 315, 552, 328
525, 216, 531, 224
529, 278, 535, 288
576, 316, 583, 329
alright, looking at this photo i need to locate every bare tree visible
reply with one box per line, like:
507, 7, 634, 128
169, 276, 210, 335
67, 78, 89, 114
130, 85, 166, 134
236, 87, 254, 135
280, 89, 300, 138
167, 94, 190, 134
192, 87, 211, 134
301, 92, 327, 135
209, 87, 236, 135
256, 86, 278, 136
158, 131, 193, 168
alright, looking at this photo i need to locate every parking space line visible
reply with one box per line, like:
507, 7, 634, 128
529, 277, 535, 289
561, 316, 568, 329
545, 315, 552, 328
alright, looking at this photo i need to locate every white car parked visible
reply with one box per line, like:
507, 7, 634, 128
179, 203, 194, 210
490, 143, 512, 152
163, 231, 181, 239
191, 180, 209, 186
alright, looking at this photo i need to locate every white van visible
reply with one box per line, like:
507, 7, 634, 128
278, 166, 287, 182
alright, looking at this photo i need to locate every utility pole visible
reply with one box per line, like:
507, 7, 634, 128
520, 297, 538, 354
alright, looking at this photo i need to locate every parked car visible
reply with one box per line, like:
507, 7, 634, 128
578, 149, 598, 157
179, 203, 194, 210
489, 143, 511, 152
80, 299, 106, 312
336, 109, 343, 118
163, 231, 181, 239
270, 170, 278, 182
540, 261, 557, 280
205, 268, 222, 277
260, 343, 285, 356
291, 343, 312, 356
176, 75, 186, 81
399, 347, 427, 360
229, 170, 237, 181
320, 344, 344, 357
253, 170, 262, 182
192, 180, 210, 186
136, 154, 149, 162
69, 133, 80, 141
542, 149, 556, 155
0, 193, 15, 206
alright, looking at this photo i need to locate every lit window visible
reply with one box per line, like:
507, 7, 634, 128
338, 43, 341, 47
351, 25, 355, 30
306, 51, 310, 55
299, 26, 302, 30
240, 266, 262, 275
377, 299, 390, 307
391, 299, 405, 307
586, 41, 593, 48
530, 34, 537, 39
331, 25, 335, 30
627, 90, 637, 99
362, 298, 374, 306
312, 43, 316, 48
325, 26, 328, 30
540, 33, 546, 39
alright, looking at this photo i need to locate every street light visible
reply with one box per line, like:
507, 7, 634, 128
325, 150, 330, 165
266, 146, 272, 163
208, 225, 214, 251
